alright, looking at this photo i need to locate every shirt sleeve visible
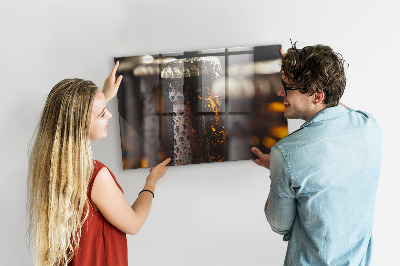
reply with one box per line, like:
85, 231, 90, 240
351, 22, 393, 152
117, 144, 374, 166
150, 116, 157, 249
266, 146, 297, 241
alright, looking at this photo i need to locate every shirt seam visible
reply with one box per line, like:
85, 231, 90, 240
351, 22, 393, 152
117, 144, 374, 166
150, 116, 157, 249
274, 145, 294, 176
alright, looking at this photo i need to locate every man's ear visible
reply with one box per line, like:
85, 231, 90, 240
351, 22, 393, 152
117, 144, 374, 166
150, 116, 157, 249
313, 92, 325, 104
280, 46, 285, 58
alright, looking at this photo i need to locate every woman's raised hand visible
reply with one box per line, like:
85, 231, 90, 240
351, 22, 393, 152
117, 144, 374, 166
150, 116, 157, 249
103, 61, 123, 103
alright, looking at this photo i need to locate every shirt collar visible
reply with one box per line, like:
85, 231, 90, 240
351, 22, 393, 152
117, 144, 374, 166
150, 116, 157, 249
300, 105, 349, 129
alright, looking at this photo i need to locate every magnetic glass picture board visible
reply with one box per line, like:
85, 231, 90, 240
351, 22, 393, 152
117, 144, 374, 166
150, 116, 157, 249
115, 44, 288, 169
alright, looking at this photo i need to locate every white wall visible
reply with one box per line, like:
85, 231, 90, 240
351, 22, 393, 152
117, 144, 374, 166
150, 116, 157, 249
1, 0, 398, 265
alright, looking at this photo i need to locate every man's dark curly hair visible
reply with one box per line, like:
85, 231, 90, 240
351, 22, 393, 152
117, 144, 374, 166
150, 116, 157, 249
281, 42, 348, 107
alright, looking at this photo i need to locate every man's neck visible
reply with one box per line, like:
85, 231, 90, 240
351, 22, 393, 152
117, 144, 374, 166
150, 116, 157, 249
304, 104, 327, 121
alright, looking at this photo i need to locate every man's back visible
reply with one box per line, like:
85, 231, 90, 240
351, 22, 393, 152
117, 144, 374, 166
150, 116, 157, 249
267, 105, 382, 266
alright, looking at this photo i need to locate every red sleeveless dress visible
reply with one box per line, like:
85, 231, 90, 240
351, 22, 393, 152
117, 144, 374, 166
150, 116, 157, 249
69, 160, 128, 266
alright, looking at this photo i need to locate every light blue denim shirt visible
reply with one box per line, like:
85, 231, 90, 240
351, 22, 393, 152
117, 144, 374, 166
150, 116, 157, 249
266, 105, 382, 266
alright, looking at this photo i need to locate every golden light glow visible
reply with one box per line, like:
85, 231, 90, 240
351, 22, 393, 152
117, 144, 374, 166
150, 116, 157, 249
262, 137, 277, 148
141, 158, 149, 168
203, 86, 220, 115
268, 102, 285, 112
249, 136, 260, 146
270, 126, 289, 139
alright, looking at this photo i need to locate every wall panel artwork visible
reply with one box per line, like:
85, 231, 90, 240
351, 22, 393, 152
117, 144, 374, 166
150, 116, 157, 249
115, 44, 288, 170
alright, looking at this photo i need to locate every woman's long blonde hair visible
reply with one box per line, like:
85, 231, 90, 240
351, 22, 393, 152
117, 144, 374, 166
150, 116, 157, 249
28, 79, 98, 265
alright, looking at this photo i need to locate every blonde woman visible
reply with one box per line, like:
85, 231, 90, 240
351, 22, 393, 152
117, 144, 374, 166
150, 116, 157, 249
28, 62, 170, 266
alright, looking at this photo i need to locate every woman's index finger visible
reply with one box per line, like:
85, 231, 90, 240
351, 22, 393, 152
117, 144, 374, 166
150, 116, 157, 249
111, 61, 120, 76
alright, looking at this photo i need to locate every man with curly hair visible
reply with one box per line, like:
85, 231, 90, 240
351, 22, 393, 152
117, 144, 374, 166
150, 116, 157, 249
252, 43, 382, 265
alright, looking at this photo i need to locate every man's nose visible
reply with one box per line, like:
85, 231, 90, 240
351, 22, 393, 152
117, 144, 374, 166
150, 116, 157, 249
277, 85, 285, 97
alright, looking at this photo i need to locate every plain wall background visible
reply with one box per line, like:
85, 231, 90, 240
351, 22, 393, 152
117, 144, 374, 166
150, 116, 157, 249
1, 0, 399, 265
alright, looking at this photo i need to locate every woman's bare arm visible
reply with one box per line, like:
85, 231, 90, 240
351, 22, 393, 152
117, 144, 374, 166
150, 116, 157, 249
91, 158, 170, 235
